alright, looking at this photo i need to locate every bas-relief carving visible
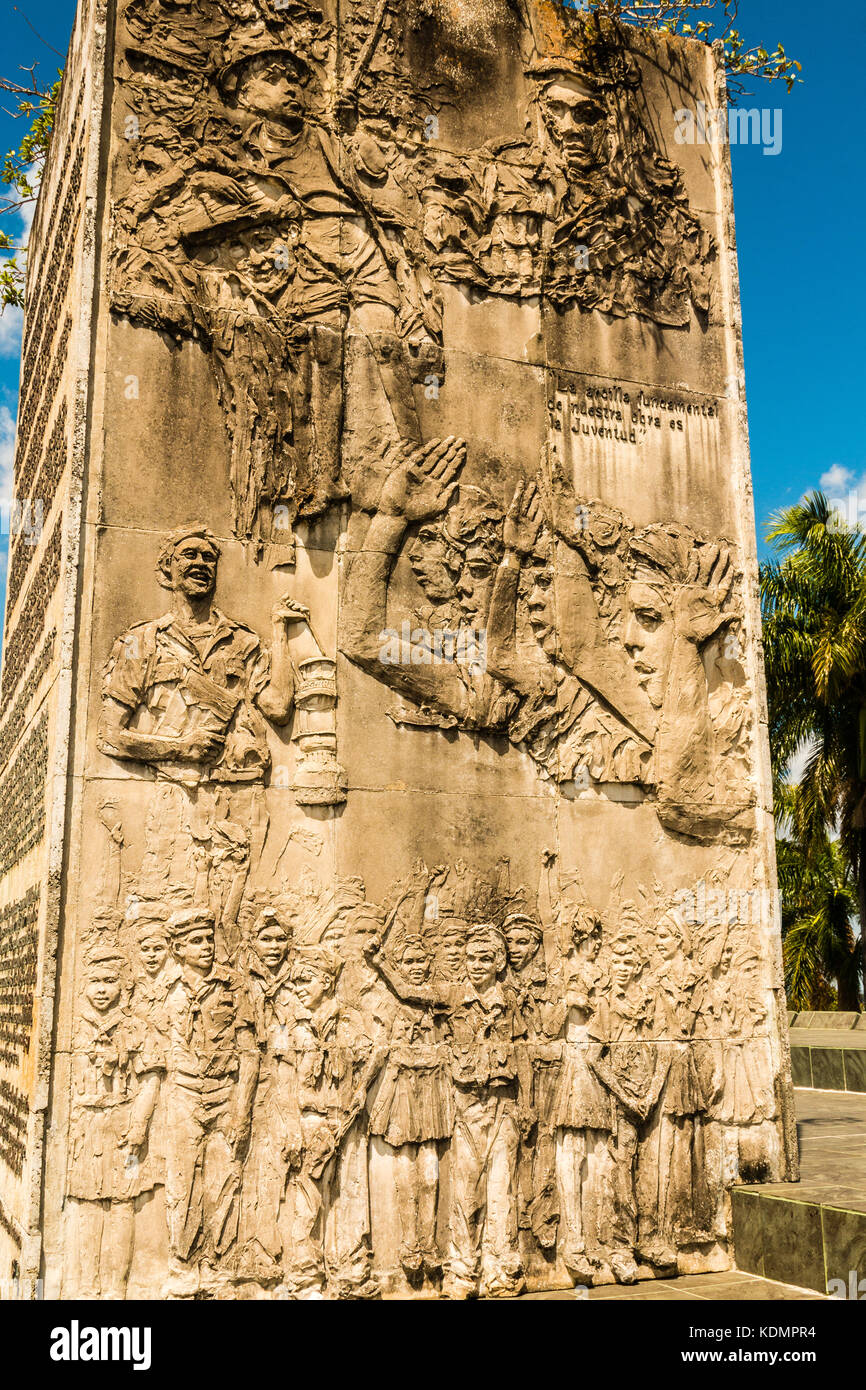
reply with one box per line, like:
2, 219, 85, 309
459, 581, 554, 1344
341, 440, 755, 843
77, 517, 764, 1297
47, 1, 786, 1302
64, 855, 781, 1299
109, 0, 714, 552
96, 525, 347, 917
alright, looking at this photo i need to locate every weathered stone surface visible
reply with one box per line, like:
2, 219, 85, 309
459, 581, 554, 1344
0, 0, 795, 1300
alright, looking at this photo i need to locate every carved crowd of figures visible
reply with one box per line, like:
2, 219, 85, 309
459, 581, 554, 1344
68, 483, 767, 1302
68, 858, 776, 1299
61, 0, 778, 1302
342, 438, 754, 843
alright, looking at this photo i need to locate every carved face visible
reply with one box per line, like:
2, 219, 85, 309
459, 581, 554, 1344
322, 921, 347, 953
227, 227, 297, 297
656, 920, 682, 962
504, 923, 539, 973
169, 539, 219, 601
134, 144, 174, 181
400, 943, 431, 986
173, 927, 215, 976
438, 935, 464, 978
624, 582, 674, 709
525, 564, 556, 657
465, 939, 499, 992
540, 78, 605, 173
86, 968, 122, 1014
456, 547, 496, 627
344, 917, 380, 961
138, 934, 168, 978
610, 947, 638, 990
407, 525, 459, 605
575, 930, 601, 961
255, 923, 290, 971
293, 963, 331, 1012
236, 58, 306, 128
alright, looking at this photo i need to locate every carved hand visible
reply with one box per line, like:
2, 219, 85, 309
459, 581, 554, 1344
672, 544, 734, 644
307, 1127, 338, 1179
273, 595, 311, 628
174, 730, 224, 762
377, 436, 466, 522
504, 482, 544, 557
362, 934, 382, 962
537, 444, 578, 543
122, 1129, 146, 1158
189, 170, 249, 207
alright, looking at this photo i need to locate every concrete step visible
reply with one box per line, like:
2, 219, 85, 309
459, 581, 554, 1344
788, 1011, 866, 1031
732, 1089, 866, 1295
789, 1039, 866, 1092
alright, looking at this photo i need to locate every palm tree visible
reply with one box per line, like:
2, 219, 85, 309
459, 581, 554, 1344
776, 786, 861, 1010
760, 490, 866, 1005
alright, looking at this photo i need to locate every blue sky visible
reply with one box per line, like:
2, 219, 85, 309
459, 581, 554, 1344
0, 0, 862, 628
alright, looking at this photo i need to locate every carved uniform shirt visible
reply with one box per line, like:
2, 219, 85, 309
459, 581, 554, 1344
553, 962, 612, 1133
238, 956, 303, 1261
160, 966, 258, 1101
243, 957, 298, 1111
235, 122, 400, 320
448, 984, 527, 1093
244, 956, 295, 1051
130, 962, 179, 1026
368, 999, 453, 1147
289, 1000, 370, 1121
101, 609, 273, 786
588, 986, 656, 1108
647, 962, 705, 1118
128, 964, 177, 1184
68, 1005, 164, 1202
503, 958, 549, 1036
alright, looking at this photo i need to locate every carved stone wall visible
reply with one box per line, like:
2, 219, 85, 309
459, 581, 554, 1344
0, 0, 100, 1281
3, 0, 795, 1299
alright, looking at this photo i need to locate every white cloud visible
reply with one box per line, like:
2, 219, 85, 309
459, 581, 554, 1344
820, 463, 853, 492
0, 404, 16, 511
819, 467, 866, 532
16, 164, 40, 248
0, 166, 40, 360
18, 196, 37, 242
0, 305, 24, 358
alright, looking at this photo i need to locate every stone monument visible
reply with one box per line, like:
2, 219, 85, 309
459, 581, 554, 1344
0, 0, 797, 1299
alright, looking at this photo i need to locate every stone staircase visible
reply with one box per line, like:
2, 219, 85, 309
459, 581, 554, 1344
732, 1084, 866, 1296
786, 1011, 866, 1093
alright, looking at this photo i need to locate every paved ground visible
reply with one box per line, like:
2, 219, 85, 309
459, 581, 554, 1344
765, 1088, 866, 1212
520, 1271, 825, 1300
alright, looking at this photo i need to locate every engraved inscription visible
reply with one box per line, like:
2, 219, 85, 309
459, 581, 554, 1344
0, 887, 40, 1070
0, 721, 48, 878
